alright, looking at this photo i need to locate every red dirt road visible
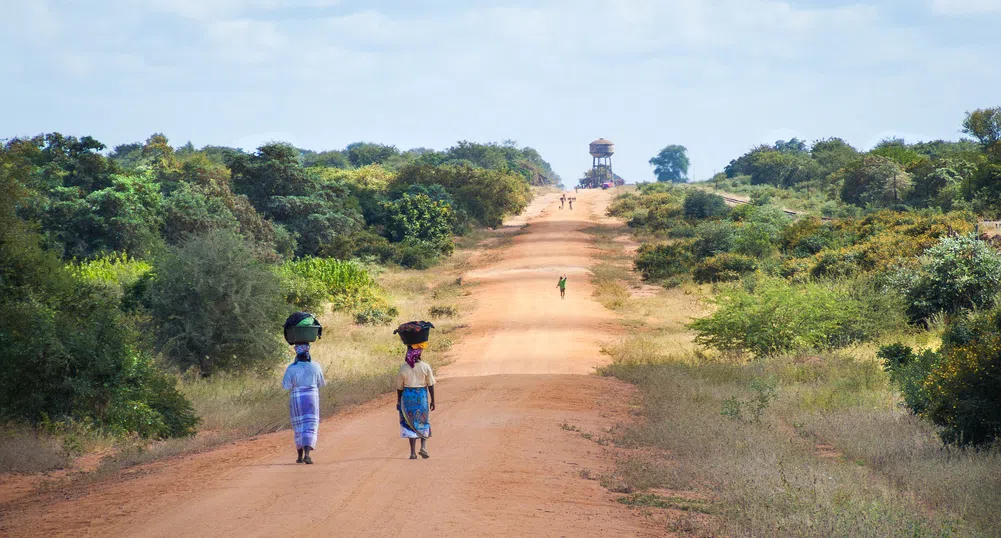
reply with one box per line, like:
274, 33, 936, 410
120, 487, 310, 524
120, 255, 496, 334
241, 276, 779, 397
0, 190, 657, 537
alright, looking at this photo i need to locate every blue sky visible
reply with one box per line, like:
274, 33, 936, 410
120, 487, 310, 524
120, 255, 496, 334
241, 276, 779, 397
3, 0, 1000, 184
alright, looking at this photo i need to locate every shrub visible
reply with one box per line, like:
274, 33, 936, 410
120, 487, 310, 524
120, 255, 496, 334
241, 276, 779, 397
148, 230, 287, 375
354, 306, 399, 326
882, 306, 1001, 446
397, 240, 441, 269
683, 190, 729, 220
693, 253, 758, 284
635, 242, 692, 282
429, 305, 458, 318
893, 234, 1001, 322
689, 277, 897, 357
282, 256, 381, 309
275, 265, 327, 312
69, 252, 153, 303
382, 192, 455, 256
691, 221, 737, 260
0, 153, 196, 438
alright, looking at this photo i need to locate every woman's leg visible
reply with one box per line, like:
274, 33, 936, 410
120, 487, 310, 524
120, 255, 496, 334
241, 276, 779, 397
297, 448, 304, 463
303, 446, 313, 464
419, 437, 429, 458
408, 438, 417, 459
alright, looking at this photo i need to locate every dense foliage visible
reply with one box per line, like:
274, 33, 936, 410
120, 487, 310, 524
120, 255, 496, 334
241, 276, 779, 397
615, 107, 1001, 446
0, 150, 196, 438
710, 109, 1000, 216
1, 132, 555, 437
882, 304, 1001, 446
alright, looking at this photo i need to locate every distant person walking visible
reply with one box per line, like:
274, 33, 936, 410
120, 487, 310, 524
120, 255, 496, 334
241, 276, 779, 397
397, 337, 436, 460
283, 343, 326, 464
560, 194, 566, 210
568, 198, 574, 210
557, 275, 567, 299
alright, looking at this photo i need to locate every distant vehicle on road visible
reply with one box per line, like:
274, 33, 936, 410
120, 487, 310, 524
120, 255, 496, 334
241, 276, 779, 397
601, 182, 613, 189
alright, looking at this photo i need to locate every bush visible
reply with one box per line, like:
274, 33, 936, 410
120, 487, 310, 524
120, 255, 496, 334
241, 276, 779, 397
276, 265, 327, 312
683, 190, 729, 220
689, 277, 898, 357
0, 153, 196, 438
354, 306, 399, 326
429, 304, 458, 318
383, 192, 455, 256
635, 242, 692, 282
693, 253, 758, 284
691, 221, 737, 260
69, 252, 153, 303
148, 230, 287, 375
893, 234, 1001, 322
282, 256, 381, 309
397, 240, 441, 269
882, 305, 1001, 446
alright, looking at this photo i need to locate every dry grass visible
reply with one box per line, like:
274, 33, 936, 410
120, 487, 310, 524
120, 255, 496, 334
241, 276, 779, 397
0, 429, 70, 474
594, 192, 997, 536
601, 352, 968, 536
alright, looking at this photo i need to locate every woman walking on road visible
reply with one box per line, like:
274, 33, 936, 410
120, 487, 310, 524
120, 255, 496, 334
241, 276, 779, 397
396, 324, 437, 460
283, 343, 326, 464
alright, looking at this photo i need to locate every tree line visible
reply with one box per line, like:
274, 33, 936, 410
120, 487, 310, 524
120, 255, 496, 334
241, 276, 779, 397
0, 134, 559, 440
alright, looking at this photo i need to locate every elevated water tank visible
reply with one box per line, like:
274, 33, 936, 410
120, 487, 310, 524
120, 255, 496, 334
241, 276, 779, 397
589, 138, 614, 158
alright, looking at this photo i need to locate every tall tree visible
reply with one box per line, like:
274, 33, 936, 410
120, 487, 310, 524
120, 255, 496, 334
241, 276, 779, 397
649, 145, 690, 183
963, 107, 1001, 159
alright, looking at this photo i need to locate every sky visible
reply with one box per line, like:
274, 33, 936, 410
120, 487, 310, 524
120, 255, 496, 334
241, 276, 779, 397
2, 0, 1000, 184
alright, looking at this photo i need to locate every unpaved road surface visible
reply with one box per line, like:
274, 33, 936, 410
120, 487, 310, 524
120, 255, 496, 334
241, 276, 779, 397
1, 190, 657, 537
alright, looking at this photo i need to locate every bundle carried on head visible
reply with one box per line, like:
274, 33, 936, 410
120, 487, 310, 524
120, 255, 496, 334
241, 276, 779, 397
284, 312, 323, 345
393, 321, 434, 347
394, 321, 434, 368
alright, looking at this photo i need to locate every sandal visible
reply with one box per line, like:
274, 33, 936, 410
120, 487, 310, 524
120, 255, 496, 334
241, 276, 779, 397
419, 449, 429, 459
303, 455, 313, 464
409, 454, 418, 460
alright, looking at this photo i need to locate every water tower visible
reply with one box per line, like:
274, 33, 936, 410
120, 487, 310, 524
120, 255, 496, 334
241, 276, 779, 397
589, 138, 614, 187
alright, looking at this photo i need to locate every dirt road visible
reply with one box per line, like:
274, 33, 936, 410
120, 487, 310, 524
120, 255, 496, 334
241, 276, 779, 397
1, 189, 655, 537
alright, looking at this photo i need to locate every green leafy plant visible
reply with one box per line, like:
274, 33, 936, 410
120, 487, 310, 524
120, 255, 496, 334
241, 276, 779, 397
148, 230, 287, 375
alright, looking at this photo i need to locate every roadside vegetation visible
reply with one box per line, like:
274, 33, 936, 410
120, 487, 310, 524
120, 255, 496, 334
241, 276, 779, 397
592, 107, 1001, 536
0, 134, 556, 474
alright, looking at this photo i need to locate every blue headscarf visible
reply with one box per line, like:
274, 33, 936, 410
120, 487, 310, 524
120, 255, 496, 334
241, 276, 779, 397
294, 343, 311, 363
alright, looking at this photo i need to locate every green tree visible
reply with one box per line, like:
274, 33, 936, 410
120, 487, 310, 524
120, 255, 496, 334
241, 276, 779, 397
148, 230, 288, 376
230, 143, 363, 256
963, 107, 1001, 159
893, 234, 1001, 323
383, 193, 455, 256
839, 155, 913, 206
44, 173, 165, 258
810, 138, 859, 174
0, 148, 196, 438
346, 142, 401, 167
394, 163, 530, 228
649, 145, 690, 183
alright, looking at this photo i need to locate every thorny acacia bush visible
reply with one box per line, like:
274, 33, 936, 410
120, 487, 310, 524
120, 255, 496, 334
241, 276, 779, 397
148, 229, 288, 376
689, 276, 906, 357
